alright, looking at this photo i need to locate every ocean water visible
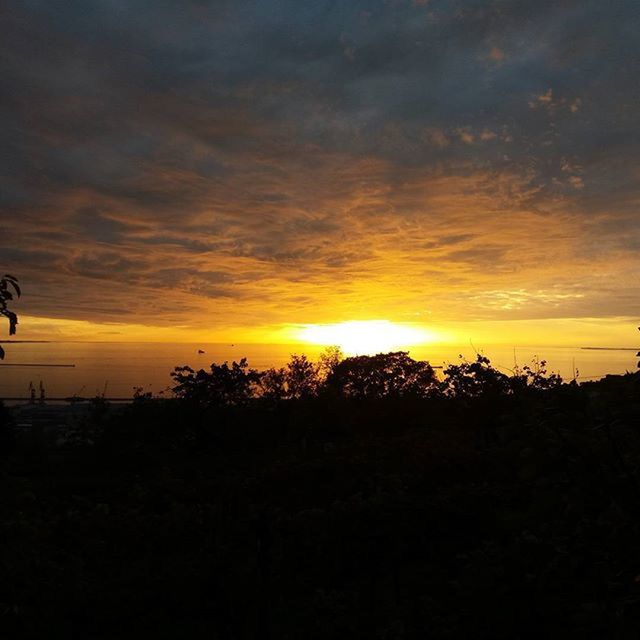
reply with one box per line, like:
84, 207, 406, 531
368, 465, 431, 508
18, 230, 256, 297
0, 341, 637, 400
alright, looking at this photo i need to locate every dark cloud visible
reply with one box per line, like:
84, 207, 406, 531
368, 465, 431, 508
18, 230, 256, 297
1, 0, 639, 331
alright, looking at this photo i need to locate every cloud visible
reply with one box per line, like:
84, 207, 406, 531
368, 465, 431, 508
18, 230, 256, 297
1, 0, 639, 336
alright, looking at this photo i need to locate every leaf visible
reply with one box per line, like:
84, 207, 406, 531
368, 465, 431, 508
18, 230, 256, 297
7, 280, 20, 297
3, 311, 18, 335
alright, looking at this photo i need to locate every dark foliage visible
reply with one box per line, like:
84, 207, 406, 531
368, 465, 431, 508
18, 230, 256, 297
0, 400, 15, 455
0, 274, 20, 360
443, 354, 512, 397
171, 350, 562, 407
327, 351, 439, 399
284, 354, 319, 399
180, 349, 344, 405
3, 351, 640, 638
171, 358, 261, 407
444, 354, 564, 398
256, 365, 287, 401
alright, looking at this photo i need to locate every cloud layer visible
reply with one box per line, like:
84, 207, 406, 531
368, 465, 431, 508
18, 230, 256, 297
2, 0, 640, 338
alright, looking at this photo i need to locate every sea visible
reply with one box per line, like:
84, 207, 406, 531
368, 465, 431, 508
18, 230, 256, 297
0, 341, 637, 402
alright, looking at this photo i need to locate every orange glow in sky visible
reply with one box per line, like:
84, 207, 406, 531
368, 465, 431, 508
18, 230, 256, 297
297, 320, 443, 355
2, 3, 639, 352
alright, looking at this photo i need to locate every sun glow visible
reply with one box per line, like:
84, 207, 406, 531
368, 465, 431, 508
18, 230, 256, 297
297, 320, 438, 355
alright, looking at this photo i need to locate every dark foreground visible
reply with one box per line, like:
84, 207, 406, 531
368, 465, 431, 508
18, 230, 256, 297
2, 374, 640, 639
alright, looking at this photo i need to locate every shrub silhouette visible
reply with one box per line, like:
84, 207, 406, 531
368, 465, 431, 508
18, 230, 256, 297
511, 356, 564, 391
442, 354, 512, 398
174, 353, 330, 405
258, 357, 318, 401
284, 354, 319, 399
257, 366, 288, 401
258, 348, 344, 401
327, 351, 438, 399
171, 350, 568, 406
171, 357, 260, 407
443, 354, 563, 398
317, 345, 344, 381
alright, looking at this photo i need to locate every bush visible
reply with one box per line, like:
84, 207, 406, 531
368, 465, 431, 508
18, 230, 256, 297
327, 351, 439, 399
171, 358, 260, 407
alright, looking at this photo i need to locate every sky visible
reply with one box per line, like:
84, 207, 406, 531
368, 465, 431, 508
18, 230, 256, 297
1, 0, 640, 345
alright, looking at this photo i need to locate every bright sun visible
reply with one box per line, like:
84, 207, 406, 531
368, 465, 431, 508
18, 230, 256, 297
297, 320, 437, 355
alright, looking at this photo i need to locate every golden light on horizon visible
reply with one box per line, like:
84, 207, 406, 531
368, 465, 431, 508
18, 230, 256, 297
296, 320, 438, 355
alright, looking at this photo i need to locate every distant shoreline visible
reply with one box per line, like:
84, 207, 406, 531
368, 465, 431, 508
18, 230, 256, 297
581, 347, 637, 351
0, 340, 51, 343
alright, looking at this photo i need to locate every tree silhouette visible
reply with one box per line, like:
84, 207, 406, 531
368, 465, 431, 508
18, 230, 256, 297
443, 354, 511, 398
443, 354, 563, 397
284, 354, 318, 399
0, 274, 20, 360
317, 346, 344, 382
171, 358, 260, 407
256, 349, 343, 401
257, 366, 287, 401
327, 351, 438, 399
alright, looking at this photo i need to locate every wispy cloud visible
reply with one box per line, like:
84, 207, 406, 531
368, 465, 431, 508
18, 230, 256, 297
1, 0, 639, 337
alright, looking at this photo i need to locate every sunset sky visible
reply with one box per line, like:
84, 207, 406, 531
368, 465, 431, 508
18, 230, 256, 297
1, 1, 639, 346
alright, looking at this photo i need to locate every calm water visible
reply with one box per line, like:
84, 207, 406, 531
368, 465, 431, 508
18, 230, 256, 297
0, 342, 637, 400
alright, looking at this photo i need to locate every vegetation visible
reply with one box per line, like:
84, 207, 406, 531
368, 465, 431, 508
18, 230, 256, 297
2, 347, 640, 638
327, 351, 438, 399
0, 274, 20, 360
169, 350, 565, 406
171, 358, 261, 407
